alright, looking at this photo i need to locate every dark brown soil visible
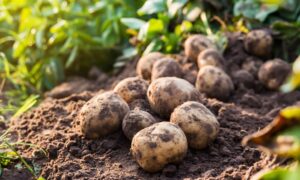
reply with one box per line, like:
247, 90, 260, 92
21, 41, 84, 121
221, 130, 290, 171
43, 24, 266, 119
5, 32, 300, 179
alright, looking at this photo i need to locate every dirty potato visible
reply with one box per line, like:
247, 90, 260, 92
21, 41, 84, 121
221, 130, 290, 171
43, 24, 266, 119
147, 77, 200, 117
151, 57, 183, 81
136, 52, 165, 80
184, 35, 216, 62
197, 48, 225, 70
170, 101, 219, 149
196, 66, 234, 100
122, 109, 157, 140
231, 69, 254, 88
244, 29, 273, 57
131, 122, 188, 172
79, 91, 129, 139
114, 77, 149, 103
258, 59, 291, 90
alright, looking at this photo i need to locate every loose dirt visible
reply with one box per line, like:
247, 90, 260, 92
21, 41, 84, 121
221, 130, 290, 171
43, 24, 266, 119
4, 32, 300, 180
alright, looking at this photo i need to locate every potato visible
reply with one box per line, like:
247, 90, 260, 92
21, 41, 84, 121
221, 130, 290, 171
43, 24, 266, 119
196, 66, 234, 100
151, 57, 183, 81
258, 59, 291, 90
170, 101, 219, 149
231, 69, 254, 88
79, 91, 129, 139
147, 77, 200, 117
244, 29, 273, 57
131, 122, 188, 172
136, 52, 164, 80
197, 48, 225, 70
114, 77, 149, 103
122, 110, 157, 140
184, 35, 215, 62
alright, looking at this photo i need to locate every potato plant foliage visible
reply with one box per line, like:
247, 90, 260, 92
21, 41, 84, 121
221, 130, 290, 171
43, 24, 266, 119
0, 0, 143, 116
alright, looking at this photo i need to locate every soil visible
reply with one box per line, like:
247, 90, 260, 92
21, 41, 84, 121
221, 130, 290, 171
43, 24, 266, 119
4, 32, 300, 180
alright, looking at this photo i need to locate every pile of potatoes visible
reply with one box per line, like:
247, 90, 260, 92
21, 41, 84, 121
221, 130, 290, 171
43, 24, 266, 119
78, 29, 291, 173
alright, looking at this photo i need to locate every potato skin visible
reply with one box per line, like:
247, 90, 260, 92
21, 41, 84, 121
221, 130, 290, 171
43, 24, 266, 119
258, 59, 291, 90
231, 69, 254, 88
244, 29, 273, 57
114, 77, 149, 103
79, 91, 129, 139
184, 35, 215, 62
136, 52, 164, 80
131, 122, 188, 172
196, 66, 234, 100
197, 48, 225, 70
151, 58, 183, 81
170, 101, 219, 149
147, 77, 200, 117
122, 110, 157, 140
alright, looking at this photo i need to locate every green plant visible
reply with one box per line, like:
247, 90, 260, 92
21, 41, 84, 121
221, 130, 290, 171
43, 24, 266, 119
271, 22, 300, 60
0, 0, 144, 117
0, 129, 46, 179
243, 106, 300, 179
233, 0, 300, 61
0, 53, 39, 118
234, 0, 300, 24
121, 0, 228, 55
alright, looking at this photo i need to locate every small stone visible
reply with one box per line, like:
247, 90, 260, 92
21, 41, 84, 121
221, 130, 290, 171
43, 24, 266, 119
221, 146, 231, 155
81, 149, 90, 156
69, 146, 81, 157
188, 165, 201, 173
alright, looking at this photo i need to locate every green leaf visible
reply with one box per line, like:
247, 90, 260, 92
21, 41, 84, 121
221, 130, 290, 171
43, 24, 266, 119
175, 20, 193, 35
143, 39, 163, 55
88, 1, 106, 13
281, 56, 300, 93
253, 163, 300, 180
253, 166, 290, 180
65, 46, 78, 68
12, 40, 26, 58
117, 47, 138, 61
167, 0, 187, 18
35, 28, 45, 49
121, 18, 146, 29
162, 33, 181, 53
234, 1, 260, 19
50, 20, 67, 33
138, 0, 167, 16
13, 95, 39, 118
146, 19, 165, 37
37, 177, 46, 180
256, 4, 279, 22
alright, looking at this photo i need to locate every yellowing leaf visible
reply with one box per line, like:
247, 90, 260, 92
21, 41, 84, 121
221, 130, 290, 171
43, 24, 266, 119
281, 106, 300, 120
243, 106, 300, 158
281, 56, 300, 93
260, 0, 284, 6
